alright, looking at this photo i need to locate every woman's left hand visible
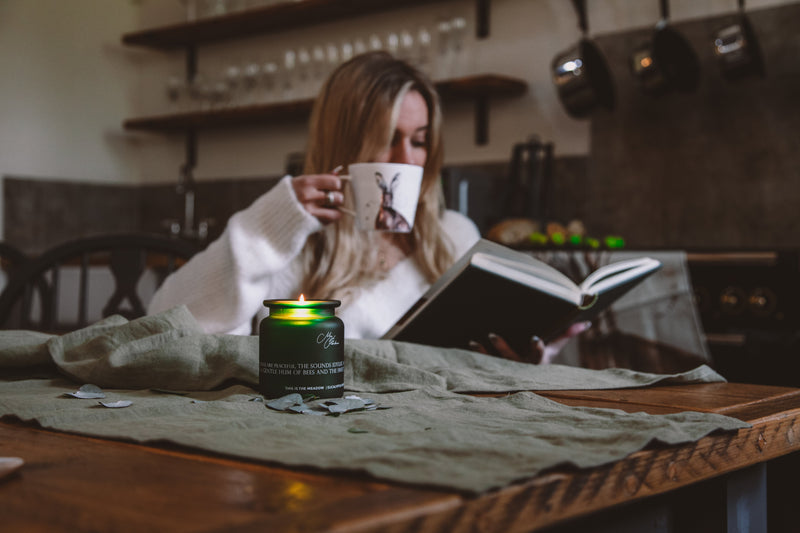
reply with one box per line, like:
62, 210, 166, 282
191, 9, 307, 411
468, 321, 592, 364
290, 171, 345, 225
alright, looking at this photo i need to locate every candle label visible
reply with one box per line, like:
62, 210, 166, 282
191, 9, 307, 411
260, 360, 344, 378
259, 357, 345, 397
317, 331, 340, 349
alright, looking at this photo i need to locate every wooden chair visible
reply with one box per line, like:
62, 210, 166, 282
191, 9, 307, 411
0, 242, 27, 295
0, 233, 199, 333
0, 242, 48, 330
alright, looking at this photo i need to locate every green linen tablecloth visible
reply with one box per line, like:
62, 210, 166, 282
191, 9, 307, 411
0, 306, 747, 494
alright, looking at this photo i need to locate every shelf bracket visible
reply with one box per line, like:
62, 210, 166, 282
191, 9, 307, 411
476, 0, 490, 38
178, 45, 198, 238
475, 94, 489, 145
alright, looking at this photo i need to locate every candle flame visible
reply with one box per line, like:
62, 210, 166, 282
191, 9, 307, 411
299, 294, 305, 302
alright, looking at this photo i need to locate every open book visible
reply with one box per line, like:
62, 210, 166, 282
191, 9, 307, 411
382, 239, 661, 352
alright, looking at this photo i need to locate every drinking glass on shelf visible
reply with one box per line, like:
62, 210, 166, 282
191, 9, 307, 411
435, 17, 453, 79
166, 74, 185, 111
326, 42, 339, 76
281, 48, 297, 100
209, 79, 230, 108
179, 0, 199, 21
206, 0, 229, 17
340, 40, 354, 64
242, 60, 262, 104
450, 15, 469, 77
398, 29, 414, 62
311, 45, 327, 92
296, 47, 312, 98
224, 63, 242, 106
261, 59, 279, 103
368, 33, 383, 52
226, 0, 245, 12
416, 25, 433, 74
189, 73, 212, 110
353, 37, 367, 56
385, 31, 400, 56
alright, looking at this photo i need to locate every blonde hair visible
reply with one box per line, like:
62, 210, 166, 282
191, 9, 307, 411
300, 52, 455, 301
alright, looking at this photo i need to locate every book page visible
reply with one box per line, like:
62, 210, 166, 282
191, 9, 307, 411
471, 253, 581, 305
580, 257, 661, 295
469, 241, 581, 289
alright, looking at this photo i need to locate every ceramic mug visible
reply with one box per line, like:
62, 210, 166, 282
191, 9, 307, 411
347, 162, 423, 232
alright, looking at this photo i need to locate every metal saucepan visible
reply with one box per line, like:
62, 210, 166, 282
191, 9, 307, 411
551, 0, 615, 119
630, 0, 700, 95
713, 0, 766, 80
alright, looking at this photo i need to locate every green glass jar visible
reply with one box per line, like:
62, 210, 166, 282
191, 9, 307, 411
259, 298, 344, 399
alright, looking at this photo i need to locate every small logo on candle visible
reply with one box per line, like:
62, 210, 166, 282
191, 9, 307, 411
317, 331, 340, 349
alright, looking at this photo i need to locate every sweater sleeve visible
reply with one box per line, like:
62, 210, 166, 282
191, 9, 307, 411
441, 209, 481, 257
148, 176, 322, 335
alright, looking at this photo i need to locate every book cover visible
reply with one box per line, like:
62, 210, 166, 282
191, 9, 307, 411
382, 239, 661, 353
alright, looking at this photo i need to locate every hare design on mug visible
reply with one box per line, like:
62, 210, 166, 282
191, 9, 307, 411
375, 172, 411, 232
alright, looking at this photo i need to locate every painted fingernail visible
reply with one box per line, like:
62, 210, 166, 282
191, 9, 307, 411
331, 165, 344, 175
468, 341, 482, 351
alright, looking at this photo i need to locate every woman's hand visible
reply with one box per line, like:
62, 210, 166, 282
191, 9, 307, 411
468, 321, 592, 364
291, 171, 346, 224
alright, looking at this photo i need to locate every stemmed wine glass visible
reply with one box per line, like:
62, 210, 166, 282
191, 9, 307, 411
261, 59, 279, 103
281, 48, 297, 100
399, 29, 415, 63
416, 25, 433, 74
435, 17, 453, 79
224, 63, 242, 106
242, 60, 262, 104
450, 16, 468, 77
296, 47, 312, 98
166, 74, 185, 111
326, 42, 340, 78
311, 45, 327, 94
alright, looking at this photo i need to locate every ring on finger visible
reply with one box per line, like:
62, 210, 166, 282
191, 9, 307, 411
325, 190, 336, 206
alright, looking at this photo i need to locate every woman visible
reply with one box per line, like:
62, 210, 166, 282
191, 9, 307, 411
149, 51, 579, 362
149, 51, 480, 340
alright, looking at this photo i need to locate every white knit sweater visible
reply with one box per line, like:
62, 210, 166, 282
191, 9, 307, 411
148, 176, 481, 338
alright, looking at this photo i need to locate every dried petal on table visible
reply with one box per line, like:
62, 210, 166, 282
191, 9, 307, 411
0, 457, 24, 480
99, 400, 133, 409
64, 384, 106, 399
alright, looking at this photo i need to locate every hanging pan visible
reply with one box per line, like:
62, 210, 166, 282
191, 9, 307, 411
630, 0, 700, 95
551, 0, 615, 119
713, 0, 766, 80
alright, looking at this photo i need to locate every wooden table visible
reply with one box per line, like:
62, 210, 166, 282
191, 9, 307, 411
2, 382, 799, 532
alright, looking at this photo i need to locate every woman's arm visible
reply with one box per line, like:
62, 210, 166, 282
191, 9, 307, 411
148, 177, 322, 334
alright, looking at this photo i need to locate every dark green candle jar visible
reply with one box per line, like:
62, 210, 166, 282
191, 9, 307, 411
259, 298, 344, 399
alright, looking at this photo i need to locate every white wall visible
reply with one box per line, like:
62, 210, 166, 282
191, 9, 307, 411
1, 0, 795, 238
0, 0, 155, 239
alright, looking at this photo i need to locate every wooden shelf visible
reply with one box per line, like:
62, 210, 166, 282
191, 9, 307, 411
436, 74, 527, 99
124, 99, 314, 132
123, 0, 486, 50
124, 74, 527, 143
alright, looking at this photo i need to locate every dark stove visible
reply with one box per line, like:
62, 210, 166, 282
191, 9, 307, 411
687, 250, 800, 386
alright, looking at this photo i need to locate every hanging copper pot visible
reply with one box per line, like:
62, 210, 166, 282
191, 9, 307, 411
551, 0, 615, 119
630, 0, 700, 95
713, 0, 766, 80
